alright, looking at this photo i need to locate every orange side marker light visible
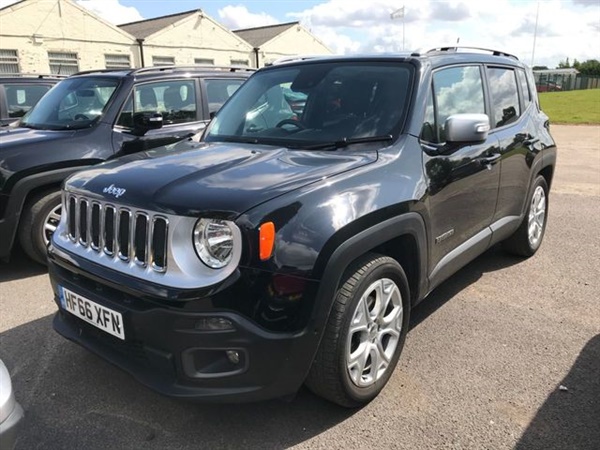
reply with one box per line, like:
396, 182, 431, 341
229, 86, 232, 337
259, 222, 275, 261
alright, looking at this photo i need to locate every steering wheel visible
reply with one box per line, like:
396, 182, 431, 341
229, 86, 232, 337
73, 114, 90, 121
276, 119, 306, 130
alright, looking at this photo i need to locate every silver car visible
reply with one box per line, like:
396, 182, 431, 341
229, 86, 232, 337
0, 359, 24, 449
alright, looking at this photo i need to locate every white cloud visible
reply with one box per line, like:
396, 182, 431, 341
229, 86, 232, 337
0, 0, 19, 8
218, 5, 278, 29
75, 0, 143, 25
287, 0, 600, 68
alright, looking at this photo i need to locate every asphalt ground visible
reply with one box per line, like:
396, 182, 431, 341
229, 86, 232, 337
1, 125, 598, 450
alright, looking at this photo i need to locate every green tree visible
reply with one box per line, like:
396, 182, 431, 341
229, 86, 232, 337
558, 57, 571, 68
577, 59, 600, 76
532, 65, 549, 70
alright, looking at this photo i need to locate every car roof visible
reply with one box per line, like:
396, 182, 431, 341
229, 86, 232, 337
0, 74, 66, 83
266, 47, 527, 71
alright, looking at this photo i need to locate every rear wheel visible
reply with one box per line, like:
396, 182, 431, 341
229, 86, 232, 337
18, 190, 62, 265
503, 175, 549, 257
305, 253, 410, 407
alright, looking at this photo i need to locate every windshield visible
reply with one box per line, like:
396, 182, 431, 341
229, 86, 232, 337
205, 61, 412, 149
20, 77, 120, 130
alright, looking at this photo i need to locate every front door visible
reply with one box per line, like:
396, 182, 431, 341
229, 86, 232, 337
420, 65, 501, 284
111, 79, 207, 157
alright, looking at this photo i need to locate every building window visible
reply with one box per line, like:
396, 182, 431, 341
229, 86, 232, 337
105, 54, 131, 70
0, 49, 19, 74
194, 58, 214, 65
230, 59, 249, 67
152, 56, 175, 67
48, 52, 79, 75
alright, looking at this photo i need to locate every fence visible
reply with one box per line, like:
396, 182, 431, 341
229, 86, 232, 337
535, 73, 600, 92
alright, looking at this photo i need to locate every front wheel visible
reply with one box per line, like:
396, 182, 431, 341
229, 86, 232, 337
305, 253, 411, 407
18, 190, 62, 265
503, 175, 549, 257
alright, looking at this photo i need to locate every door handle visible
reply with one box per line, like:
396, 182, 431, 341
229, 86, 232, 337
477, 153, 501, 170
523, 138, 540, 149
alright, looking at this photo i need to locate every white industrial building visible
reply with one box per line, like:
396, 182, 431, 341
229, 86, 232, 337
0, 0, 332, 74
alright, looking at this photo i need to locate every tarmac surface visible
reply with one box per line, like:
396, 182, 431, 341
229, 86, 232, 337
1, 124, 599, 449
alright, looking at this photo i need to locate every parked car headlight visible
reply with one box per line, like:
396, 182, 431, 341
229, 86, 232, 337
193, 219, 236, 269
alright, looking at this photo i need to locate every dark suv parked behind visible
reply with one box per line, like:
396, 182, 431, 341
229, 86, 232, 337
48, 48, 556, 407
0, 74, 64, 125
0, 65, 253, 264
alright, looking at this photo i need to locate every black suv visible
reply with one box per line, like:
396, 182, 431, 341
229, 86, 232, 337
0, 74, 64, 125
0, 66, 253, 264
47, 48, 556, 407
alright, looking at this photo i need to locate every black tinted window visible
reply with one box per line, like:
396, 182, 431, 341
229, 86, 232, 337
421, 87, 437, 142
5, 84, 52, 118
487, 67, 520, 127
432, 66, 485, 142
205, 79, 244, 116
516, 69, 531, 109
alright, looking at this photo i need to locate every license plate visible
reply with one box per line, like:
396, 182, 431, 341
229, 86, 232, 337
58, 286, 125, 340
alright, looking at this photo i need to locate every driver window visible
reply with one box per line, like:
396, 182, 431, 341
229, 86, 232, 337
432, 66, 485, 142
116, 81, 198, 129
245, 84, 295, 132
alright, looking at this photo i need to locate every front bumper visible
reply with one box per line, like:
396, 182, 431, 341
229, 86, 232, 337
48, 249, 321, 403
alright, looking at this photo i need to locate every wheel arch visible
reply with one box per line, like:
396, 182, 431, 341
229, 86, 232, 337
0, 166, 91, 260
309, 212, 428, 333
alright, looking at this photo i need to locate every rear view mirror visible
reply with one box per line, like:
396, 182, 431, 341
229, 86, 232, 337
445, 114, 490, 143
131, 112, 163, 136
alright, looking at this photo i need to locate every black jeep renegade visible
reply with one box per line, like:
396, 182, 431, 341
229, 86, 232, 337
48, 48, 557, 407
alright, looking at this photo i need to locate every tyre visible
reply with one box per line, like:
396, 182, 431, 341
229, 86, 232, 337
18, 190, 62, 265
306, 253, 411, 407
503, 175, 549, 257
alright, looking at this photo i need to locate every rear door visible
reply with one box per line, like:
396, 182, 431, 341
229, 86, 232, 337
488, 66, 542, 223
421, 65, 501, 283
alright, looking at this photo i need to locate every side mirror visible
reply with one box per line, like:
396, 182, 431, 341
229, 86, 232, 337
131, 112, 163, 136
445, 114, 490, 143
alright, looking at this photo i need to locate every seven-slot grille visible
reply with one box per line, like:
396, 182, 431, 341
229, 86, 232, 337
66, 193, 168, 272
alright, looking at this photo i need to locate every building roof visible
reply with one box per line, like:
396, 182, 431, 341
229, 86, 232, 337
234, 22, 299, 48
119, 9, 200, 39
533, 68, 579, 74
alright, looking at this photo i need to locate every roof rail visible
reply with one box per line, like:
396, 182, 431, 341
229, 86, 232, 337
0, 73, 68, 78
270, 55, 324, 65
71, 65, 257, 78
132, 65, 257, 75
426, 46, 519, 60
72, 68, 135, 76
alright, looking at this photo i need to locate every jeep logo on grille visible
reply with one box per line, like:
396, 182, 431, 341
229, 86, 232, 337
103, 184, 126, 198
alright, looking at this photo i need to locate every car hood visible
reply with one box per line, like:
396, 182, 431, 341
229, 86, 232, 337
65, 140, 378, 218
0, 127, 76, 147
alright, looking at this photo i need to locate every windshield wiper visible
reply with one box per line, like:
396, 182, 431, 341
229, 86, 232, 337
301, 135, 394, 150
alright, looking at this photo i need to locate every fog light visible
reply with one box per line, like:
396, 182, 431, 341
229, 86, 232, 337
195, 317, 234, 331
226, 350, 240, 364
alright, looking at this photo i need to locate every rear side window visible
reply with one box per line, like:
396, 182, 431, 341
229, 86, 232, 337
205, 78, 245, 117
516, 69, 531, 109
487, 67, 520, 127
4, 84, 52, 118
429, 66, 485, 143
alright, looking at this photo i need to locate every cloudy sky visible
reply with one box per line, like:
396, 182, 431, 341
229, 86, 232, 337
1, 0, 599, 68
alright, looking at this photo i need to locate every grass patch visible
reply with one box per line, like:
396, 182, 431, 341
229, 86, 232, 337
538, 89, 600, 124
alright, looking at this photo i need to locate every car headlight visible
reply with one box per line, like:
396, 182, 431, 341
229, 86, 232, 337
193, 219, 235, 269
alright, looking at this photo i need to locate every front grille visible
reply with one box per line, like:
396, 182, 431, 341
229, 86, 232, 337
66, 193, 168, 272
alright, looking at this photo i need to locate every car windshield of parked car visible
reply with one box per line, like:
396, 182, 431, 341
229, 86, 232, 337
20, 77, 119, 130
204, 61, 412, 149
